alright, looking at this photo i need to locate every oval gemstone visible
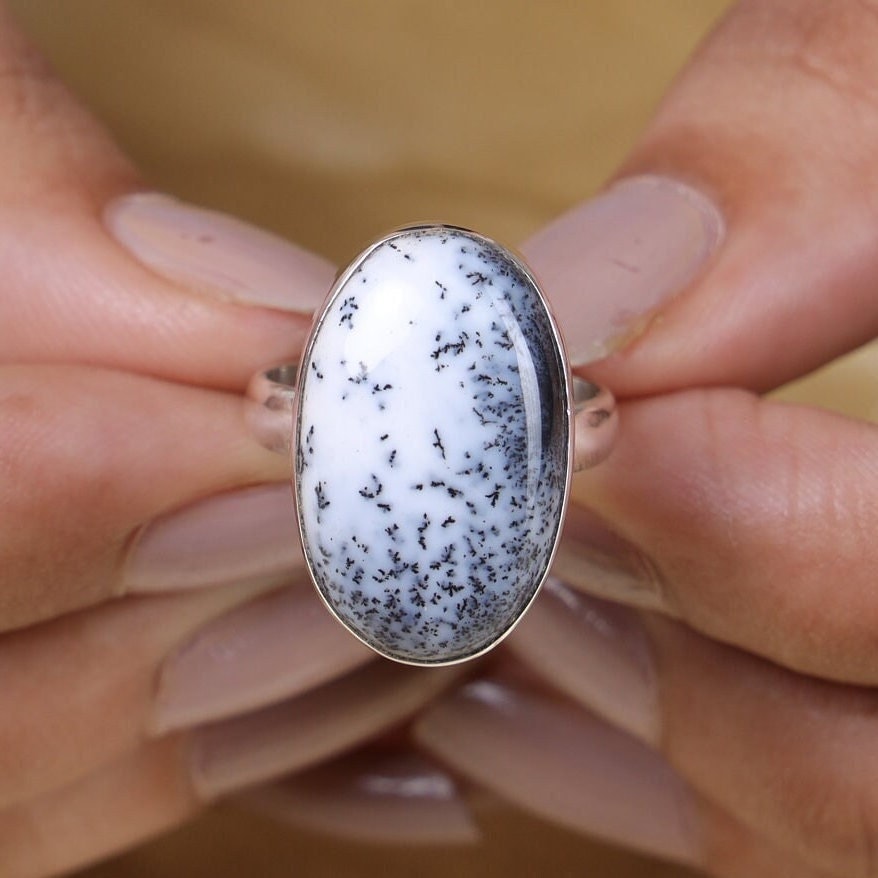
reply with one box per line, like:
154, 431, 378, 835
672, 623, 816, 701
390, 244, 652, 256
295, 226, 570, 664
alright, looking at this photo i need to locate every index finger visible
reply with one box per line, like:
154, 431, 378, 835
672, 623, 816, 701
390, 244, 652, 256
0, 6, 331, 390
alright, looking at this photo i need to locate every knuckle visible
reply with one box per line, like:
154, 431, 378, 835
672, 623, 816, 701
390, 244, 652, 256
790, 775, 878, 878
0, 34, 65, 135
743, 0, 878, 65
0, 15, 131, 201
664, 0, 878, 195
784, 2, 878, 120
733, 0, 878, 117
0, 373, 123, 627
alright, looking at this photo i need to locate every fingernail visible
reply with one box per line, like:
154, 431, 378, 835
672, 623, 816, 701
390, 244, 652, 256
152, 584, 374, 734
189, 662, 463, 800
552, 503, 667, 612
414, 679, 702, 867
124, 483, 304, 594
105, 193, 333, 311
507, 578, 659, 743
242, 750, 479, 845
522, 175, 723, 365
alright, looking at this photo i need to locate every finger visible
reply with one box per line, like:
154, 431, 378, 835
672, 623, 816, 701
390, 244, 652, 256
509, 580, 878, 878
0, 742, 478, 878
0, 6, 332, 389
0, 738, 195, 878
523, 0, 878, 394
1, 664, 820, 878
152, 583, 372, 734
414, 674, 833, 878
415, 674, 700, 867
0, 365, 293, 628
188, 661, 465, 800
0, 644, 459, 877
241, 748, 479, 846
0, 580, 370, 807
554, 388, 878, 684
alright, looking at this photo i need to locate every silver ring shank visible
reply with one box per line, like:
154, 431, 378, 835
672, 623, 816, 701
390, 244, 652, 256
245, 365, 298, 455
248, 366, 618, 471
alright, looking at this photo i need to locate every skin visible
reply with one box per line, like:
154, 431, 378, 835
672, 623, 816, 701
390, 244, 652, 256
476, 1, 878, 875
2, 0, 878, 875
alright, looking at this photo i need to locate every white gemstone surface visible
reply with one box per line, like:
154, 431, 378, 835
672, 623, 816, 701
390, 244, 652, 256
296, 226, 569, 664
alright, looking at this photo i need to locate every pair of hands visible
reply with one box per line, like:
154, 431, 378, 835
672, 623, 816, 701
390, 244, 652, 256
4, 1, 878, 875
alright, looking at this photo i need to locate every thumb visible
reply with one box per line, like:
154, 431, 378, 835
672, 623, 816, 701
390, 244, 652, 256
0, 5, 333, 390
523, 0, 878, 397
522, 0, 878, 684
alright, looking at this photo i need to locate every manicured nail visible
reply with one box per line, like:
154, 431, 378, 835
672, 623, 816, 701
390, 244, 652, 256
106, 193, 333, 311
152, 584, 374, 734
414, 679, 702, 867
124, 483, 304, 594
552, 503, 666, 612
506, 578, 659, 743
242, 750, 479, 845
522, 175, 724, 365
189, 662, 464, 801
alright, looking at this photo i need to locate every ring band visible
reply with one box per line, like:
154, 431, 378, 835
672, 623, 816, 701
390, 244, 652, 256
247, 366, 617, 469
247, 224, 617, 666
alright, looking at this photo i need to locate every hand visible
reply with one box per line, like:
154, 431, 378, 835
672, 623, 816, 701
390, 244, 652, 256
0, 10, 470, 875
413, 2, 878, 875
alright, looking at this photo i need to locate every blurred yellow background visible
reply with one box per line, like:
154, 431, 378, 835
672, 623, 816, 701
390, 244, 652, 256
8, 1, 875, 875
10, 1, 730, 261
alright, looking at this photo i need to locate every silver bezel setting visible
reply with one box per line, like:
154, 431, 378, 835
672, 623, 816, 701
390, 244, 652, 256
292, 224, 574, 667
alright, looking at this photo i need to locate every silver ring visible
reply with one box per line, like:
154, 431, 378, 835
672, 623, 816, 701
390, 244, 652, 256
247, 224, 618, 666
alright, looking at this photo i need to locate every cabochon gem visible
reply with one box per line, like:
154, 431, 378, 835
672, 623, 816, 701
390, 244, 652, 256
296, 226, 570, 664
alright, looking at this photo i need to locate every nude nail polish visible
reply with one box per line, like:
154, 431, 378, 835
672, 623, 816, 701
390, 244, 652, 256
415, 679, 702, 867
552, 503, 667, 612
106, 193, 334, 311
243, 750, 479, 845
507, 578, 659, 743
189, 663, 463, 800
523, 175, 723, 365
152, 584, 373, 734
124, 483, 304, 594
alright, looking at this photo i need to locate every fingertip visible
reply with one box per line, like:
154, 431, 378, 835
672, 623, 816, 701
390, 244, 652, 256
104, 192, 335, 314
545, 1, 878, 396
241, 750, 481, 846
523, 175, 724, 369
414, 677, 704, 867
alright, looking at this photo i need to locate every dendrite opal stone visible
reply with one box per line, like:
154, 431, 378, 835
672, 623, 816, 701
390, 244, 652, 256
296, 226, 570, 664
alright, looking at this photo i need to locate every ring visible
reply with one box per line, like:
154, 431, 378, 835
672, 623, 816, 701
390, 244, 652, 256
247, 225, 617, 666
